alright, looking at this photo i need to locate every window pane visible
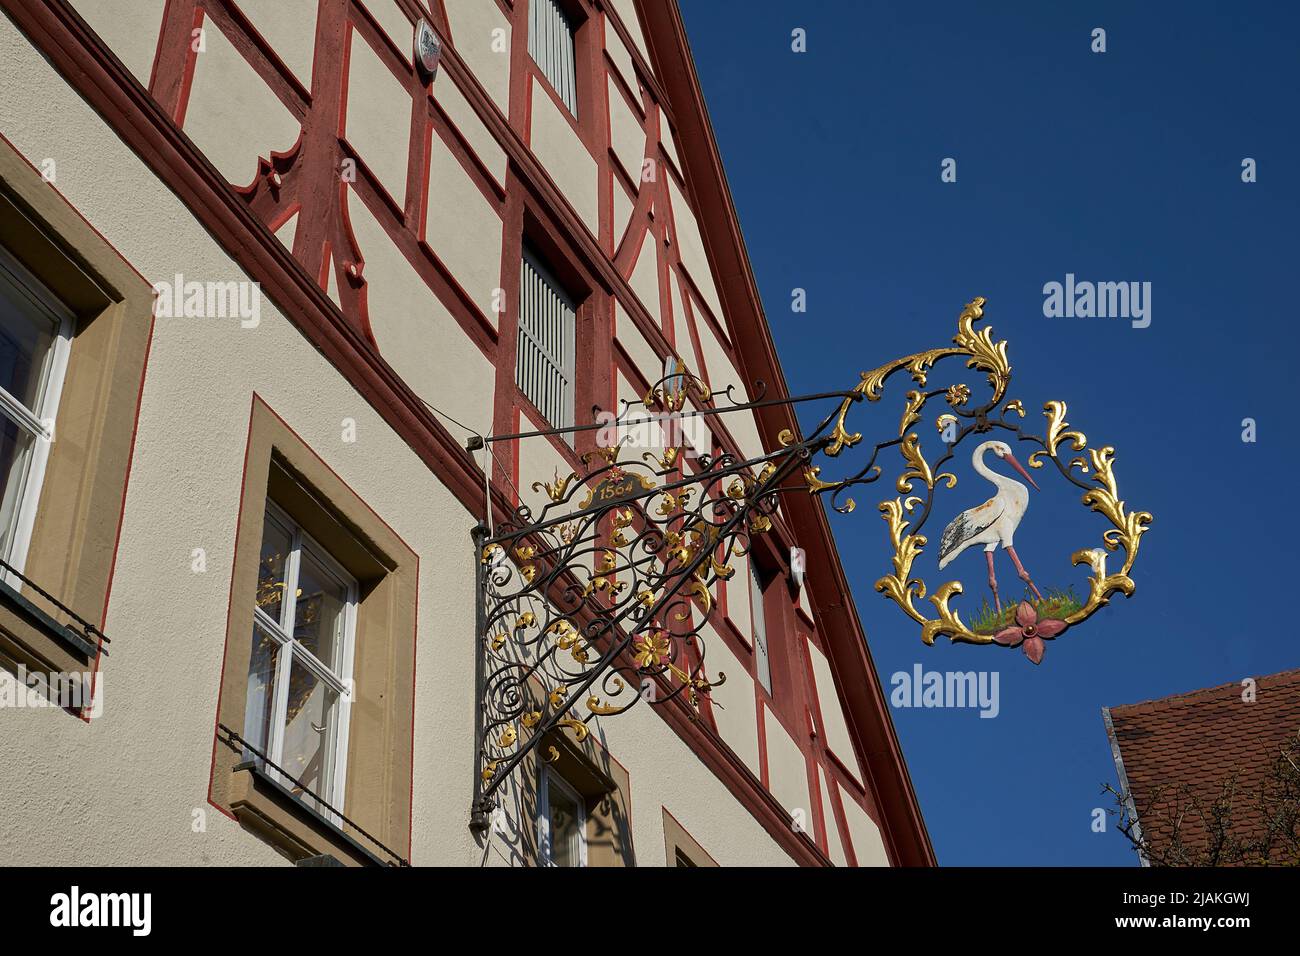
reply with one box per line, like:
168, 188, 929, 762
256, 515, 292, 626
243, 623, 281, 754
0, 267, 57, 411
293, 547, 348, 672
0, 417, 35, 559
280, 658, 341, 812
547, 777, 582, 867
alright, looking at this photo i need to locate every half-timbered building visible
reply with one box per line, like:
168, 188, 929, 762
0, 0, 932, 867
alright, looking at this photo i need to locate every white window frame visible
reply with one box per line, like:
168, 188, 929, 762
750, 561, 772, 695
248, 501, 358, 825
516, 248, 576, 434
537, 765, 588, 867
0, 246, 73, 586
529, 0, 579, 115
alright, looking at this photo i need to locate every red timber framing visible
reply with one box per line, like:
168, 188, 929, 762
2, 0, 934, 866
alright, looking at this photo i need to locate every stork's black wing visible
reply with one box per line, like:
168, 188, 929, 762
938, 499, 1004, 563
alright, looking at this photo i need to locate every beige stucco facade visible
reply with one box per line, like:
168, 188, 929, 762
0, 14, 800, 866
0, 0, 913, 868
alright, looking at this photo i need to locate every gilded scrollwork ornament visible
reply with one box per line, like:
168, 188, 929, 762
800, 300, 1151, 664
472, 299, 1152, 824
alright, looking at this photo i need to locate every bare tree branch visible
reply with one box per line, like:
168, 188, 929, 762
1103, 728, 1300, 866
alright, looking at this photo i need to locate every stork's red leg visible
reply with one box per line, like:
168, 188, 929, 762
1006, 546, 1045, 602
985, 550, 1001, 614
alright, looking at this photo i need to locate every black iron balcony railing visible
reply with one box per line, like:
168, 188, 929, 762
0, 556, 109, 658
217, 723, 410, 867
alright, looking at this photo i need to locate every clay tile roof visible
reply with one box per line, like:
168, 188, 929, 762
1104, 668, 1300, 864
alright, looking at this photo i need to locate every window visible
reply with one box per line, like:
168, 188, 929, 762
246, 502, 357, 822
516, 248, 576, 430
0, 141, 152, 685
750, 561, 772, 694
529, 0, 578, 115
211, 399, 418, 867
662, 807, 717, 867
537, 765, 588, 867
522, 721, 633, 866
0, 248, 72, 580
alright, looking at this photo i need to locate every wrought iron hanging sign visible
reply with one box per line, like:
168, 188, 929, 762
808, 297, 1152, 663
468, 298, 1151, 828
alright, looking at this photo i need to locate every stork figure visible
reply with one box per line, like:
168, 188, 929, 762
937, 440, 1044, 614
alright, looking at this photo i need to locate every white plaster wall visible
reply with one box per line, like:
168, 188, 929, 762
516, 432, 571, 516
424, 130, 504, 327
607, 75, 646, 185
689, 303, 765, 462
434, 69, 507, 188
670, 270, 693, 359
763, 703, 817, 844
529, 80, 598, 236
614, 693, 792, 867
234, 0, 319, 86
274, 211, 298, 249
443, 0, 511, 115
324, 251, 341, 307
797, 578, 813, 618
659, 116, 682, 176
806, 638, 865, 784
612, 182, 633, 253
67, 0, 166, 85
626, 230, 661, 327
359, 0, 414, 63
819, 767, 848, 866
699, 621, 760, 779
614, 368, 657, 452
603, 13, 638, 96
666, 173, 724, 323
0, 17, 480, 866
607, 0, 649, 64
727, 548, 753, 638
841, 784, 890, 866
691, 303, 734, 389
681, 397, 712, 457
344, 29, 412, 208
346, 186, 496, 436
0, 16, 797, 868
614, 299, 658, 376
184, 16, 301, 189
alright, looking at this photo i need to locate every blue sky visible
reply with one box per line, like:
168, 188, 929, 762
679, 1, 1300, 864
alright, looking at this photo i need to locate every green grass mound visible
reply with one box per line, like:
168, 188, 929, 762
968, 588, 1083, 636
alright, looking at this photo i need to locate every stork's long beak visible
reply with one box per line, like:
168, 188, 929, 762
1004, 452, 1040, 491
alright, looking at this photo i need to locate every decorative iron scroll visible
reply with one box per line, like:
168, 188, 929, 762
469, 298, 1152, 827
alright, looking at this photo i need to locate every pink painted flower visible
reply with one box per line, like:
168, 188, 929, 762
994, 601, 1066, 665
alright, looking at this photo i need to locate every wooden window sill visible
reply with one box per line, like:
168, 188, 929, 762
0, 575, 98, 677
227, 761, 400, 868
